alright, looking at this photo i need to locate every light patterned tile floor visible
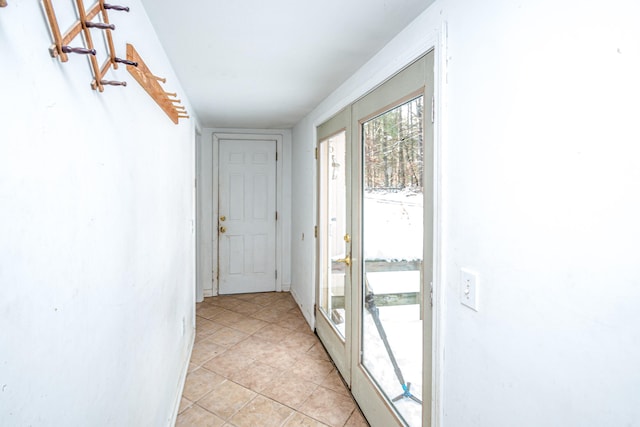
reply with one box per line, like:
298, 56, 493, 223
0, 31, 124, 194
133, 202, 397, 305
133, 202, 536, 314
177, 292, 369, 427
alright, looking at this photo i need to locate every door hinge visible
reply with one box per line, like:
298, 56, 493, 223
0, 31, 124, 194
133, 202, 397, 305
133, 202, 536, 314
430, 281, 434, 307
276, 152, 278, 161
431, 95, 435, 124
314, 147, 318, 160
314, 225, 318, 238
275, 270, 278, 279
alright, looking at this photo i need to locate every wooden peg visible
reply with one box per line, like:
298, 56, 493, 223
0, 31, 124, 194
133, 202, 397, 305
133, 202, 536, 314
100, 80, 127, 86
115, 57, 137, 67
0, 0, 8, 8
62, 45, 96, 55
175, 106, 186, 111
85, 22, 115, 30
126, 43, 180, 124
103, 3, 129, 12
164, 92, 177, 98
146, 74, 166, 84
178, 115, 190, 119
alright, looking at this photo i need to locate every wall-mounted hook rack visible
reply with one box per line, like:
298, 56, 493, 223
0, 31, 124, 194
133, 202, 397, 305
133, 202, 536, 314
43, 0, 130, 92
126, 43, 189, 124
0, 1, 8, 8
41, 2, 188, 124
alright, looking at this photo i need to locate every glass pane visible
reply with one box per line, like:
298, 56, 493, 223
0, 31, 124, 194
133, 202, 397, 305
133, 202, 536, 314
361, 97, 423, 426
319, 130, 347, 339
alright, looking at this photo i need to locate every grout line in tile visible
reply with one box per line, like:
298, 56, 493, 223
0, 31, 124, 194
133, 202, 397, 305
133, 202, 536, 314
184, 293, 367, 427
226, 382, 261, 422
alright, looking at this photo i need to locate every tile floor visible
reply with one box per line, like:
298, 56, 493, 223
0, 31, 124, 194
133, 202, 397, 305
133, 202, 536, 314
177, 292, 369, 427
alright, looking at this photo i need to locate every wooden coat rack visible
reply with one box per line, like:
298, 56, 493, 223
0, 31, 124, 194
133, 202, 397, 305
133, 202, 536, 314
43, 0, 131, 91
42, 1, 189, 124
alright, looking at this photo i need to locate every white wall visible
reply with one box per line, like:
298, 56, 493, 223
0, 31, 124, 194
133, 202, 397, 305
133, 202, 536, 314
291, 0, 640, 425
0, 2, 197, 425
199, 128, 292, 296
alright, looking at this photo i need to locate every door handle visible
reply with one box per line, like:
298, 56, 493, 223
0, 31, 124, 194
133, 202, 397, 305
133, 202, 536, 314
220, 216, 226, 222
336, 254, 351, 267
219, 226, 226, 233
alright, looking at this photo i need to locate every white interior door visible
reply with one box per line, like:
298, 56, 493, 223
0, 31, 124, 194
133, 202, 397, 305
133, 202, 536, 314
218, 139, 277, 294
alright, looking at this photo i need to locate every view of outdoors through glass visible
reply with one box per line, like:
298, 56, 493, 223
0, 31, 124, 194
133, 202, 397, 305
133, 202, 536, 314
319, 130, 347, 338
361, 96, 424, 426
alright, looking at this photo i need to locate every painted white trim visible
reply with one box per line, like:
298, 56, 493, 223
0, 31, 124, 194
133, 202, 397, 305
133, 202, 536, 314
430, 21, 448, 427
211, 133, 219, 296
168, 327, 195, 426
196, 128, 215, 297
212, 132, 285, 293
195, 127, 204, 303
290, 286, 314, 332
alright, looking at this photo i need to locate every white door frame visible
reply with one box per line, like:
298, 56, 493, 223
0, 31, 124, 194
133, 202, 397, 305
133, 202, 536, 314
195, 128, 204, 302
212, 132, 284, 294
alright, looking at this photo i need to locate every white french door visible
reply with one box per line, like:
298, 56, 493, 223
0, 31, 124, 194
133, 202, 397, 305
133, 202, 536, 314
218, 139, 277, 294
316, 52, 434, 427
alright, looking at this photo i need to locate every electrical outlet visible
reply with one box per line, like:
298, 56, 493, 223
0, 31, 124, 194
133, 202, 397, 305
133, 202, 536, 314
460, 269, 478, 311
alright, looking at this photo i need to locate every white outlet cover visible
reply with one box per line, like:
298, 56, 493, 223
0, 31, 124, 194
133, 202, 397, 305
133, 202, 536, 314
460, 269, 478, 311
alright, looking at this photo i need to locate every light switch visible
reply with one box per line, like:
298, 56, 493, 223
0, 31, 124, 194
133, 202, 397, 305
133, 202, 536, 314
460, 269, 478, 311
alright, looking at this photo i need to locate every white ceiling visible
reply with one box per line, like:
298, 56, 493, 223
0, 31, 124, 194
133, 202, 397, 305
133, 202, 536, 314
140, 0, 435, 129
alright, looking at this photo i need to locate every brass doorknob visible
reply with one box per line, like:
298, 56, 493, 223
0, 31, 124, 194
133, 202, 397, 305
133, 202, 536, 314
219, 226, 226, 233
336, 254, 351, 266
220, 216, 226, 222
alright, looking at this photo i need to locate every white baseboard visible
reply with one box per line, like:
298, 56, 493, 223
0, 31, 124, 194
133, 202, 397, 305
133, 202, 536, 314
289, 288, 314, 331
168, 328, 195, 426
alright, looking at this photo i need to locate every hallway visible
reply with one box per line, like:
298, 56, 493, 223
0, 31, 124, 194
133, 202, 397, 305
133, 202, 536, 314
177, 292, 368, 427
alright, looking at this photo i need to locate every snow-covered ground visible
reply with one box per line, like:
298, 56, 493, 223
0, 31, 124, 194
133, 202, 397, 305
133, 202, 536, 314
362, 304, 422, 426
363, 189, 423, 261
325, 189, 424, 425
362, 189, 423, 426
